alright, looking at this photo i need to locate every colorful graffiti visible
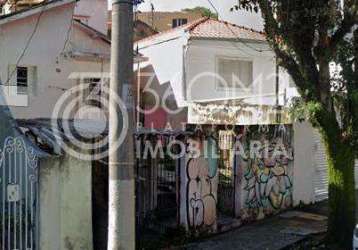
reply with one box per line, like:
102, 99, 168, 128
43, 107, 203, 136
240, 126, 294, 220
186, 138, 218, 231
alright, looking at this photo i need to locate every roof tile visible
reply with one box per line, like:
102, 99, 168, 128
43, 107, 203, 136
189, 19, 266, 41
137, 18, 266, 44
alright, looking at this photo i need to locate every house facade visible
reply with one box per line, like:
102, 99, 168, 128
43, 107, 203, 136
136, 18, 298, 128
134, 18, 333, 234
0, 0, 112, 119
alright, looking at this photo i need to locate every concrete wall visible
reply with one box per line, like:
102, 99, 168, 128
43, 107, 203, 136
180, 125, 294, 232
39, 154, 93, 250
292, 122, 316, 205
0, 3, 110, 119
180, 137, 218, 232
238, 125, 294, 221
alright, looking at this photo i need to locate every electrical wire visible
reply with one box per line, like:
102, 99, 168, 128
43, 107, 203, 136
3, 0, 47, 87
206, 0, 272, 53
61, 3, 75, 55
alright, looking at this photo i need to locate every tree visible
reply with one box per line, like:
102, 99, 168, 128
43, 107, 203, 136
183, 6, 218, 19
233, 1, 358, 249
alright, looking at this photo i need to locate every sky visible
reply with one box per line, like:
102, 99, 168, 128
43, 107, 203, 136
109, 0, 264, 30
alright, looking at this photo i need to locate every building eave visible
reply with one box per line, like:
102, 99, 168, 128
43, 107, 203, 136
0, 0, 77, 25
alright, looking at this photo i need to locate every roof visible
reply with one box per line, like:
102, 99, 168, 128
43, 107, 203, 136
74, 19, 111, 44
137, 17, 266, 44
17, 118, 191, 155
0, 0, 77, 25
17, 118, 108, 155
189, 18, 266, 41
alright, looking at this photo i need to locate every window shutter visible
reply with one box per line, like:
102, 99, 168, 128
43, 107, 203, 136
237, 61, 252, 87
217, 58, 253, 89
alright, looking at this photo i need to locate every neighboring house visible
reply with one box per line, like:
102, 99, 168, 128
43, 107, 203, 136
107, 10, 203, 38
0, 0, 142, 119
134, 18, 333, 234
133, 19, 158, 41
4, 0, 108, 34
136, 10, 203, 31
0, 87, 95, 249
107, 18, 158, 42
2, 0, 43, 13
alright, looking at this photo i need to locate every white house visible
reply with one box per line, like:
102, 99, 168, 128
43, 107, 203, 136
0, 0, 110, 119
0, 0, 142, 120
134, 17, 335, 233
136, 18, 299, 128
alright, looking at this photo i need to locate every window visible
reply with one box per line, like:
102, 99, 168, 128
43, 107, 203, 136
7, 65, 37, 95
216, 57, 253, 89
83, 78, 102, 107
172, 18, 188, 28
16, 67, 28, 92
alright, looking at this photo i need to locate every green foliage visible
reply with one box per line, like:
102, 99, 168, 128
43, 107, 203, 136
183, 6, 218, 19
290, 99, 327, 129
233, 1, 358, 248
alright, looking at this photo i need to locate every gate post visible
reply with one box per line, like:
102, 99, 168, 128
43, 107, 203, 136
179, 137, 218, 233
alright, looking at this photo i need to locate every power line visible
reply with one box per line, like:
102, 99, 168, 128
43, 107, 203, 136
61, 3, 75, 54
3, 1, 47, 87
206, 0, 272, 53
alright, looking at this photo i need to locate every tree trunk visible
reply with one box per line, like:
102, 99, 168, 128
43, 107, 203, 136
325, 140, 355, 250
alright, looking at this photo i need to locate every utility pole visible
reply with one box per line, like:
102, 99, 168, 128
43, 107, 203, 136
108, 0, 135, 249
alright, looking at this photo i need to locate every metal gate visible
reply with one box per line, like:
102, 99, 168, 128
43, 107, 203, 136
0, 136, 39, 250
136, 137, 179, 235
217, 131, 235, 217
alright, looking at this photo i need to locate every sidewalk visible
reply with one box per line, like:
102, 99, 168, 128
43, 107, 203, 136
183, 202, 328, 250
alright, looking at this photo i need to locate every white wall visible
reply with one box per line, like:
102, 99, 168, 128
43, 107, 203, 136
75, 0, 108, 34
0, 3, 110, 119
39, 154, 93, 250
137, 32, 188, 107
186, 39, 289, 105
292, 122, 317, 205
138, 36, 293, 109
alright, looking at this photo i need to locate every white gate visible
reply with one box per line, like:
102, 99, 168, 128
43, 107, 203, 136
0, 136, 39, 250
313, 131, 329, 202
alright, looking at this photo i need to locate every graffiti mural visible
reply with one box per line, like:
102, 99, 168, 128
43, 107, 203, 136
240, 125, 294, 221
186, 138, 218, 231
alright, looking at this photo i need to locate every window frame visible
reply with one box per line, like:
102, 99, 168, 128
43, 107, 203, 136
172, 18, 188, 28
215, 55, 254, 91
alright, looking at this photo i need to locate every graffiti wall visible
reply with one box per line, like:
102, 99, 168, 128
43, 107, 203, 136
179, 125, 294, 232
239, 125, 294, 221
182, 137, 219, 232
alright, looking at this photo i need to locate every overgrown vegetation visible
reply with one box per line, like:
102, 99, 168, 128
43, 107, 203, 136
233, 1, 358, 249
